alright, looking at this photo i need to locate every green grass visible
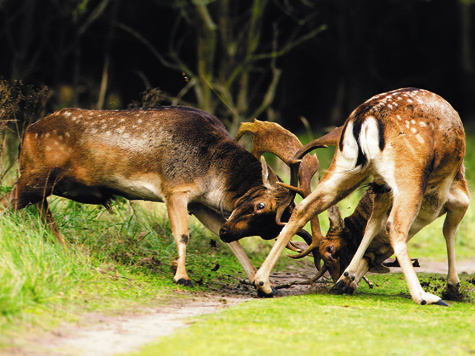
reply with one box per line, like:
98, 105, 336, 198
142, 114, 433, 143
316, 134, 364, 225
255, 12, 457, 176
135, 274, 475, 356
0, 129, 474, 353
0, 197, 299, 347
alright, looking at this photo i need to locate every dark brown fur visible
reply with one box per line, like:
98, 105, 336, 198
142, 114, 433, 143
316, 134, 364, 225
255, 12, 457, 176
2, 105, 292, 286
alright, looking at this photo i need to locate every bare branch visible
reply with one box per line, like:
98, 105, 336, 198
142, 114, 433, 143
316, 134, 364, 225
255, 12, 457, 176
249, 67, 282, 120
194, 0, 217, 31
77, 0, 111, 36
252, 24, 327, 61
116, 22, 183, 72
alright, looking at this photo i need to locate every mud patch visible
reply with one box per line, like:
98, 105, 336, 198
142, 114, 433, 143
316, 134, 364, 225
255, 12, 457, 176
208, 265, 329, 298
419, 275, 475, 302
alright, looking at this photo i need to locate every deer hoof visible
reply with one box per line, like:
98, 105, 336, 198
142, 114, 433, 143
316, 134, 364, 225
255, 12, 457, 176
442, 283, 463, 301
330, 280, 356, 295
174, 278, 194, 287
271, 286, 281, 296
257, 288, 274, 298
434, 299, 449, 307
256, 286, 280, 298
330, 280, 346, 295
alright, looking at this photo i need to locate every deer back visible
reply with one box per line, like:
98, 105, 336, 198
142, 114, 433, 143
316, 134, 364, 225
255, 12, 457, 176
19, 106, 262, 208
334, 88, 465, 183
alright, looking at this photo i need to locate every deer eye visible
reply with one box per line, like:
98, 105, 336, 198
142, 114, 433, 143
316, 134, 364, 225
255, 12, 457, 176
256, 203, 265, 211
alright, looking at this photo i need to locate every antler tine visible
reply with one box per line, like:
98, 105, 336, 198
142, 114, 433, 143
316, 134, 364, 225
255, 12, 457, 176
297, 264, 329, 285
275, 158, 301, 225
293, 125, 343, 161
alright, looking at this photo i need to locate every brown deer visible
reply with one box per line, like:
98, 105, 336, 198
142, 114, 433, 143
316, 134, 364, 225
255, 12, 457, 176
0, 105, 318, 288
251, 88, 469, 305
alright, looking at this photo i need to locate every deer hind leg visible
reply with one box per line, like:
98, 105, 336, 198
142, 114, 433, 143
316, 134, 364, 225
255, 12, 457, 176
332, 193, 392, 294
165, 193, 193, 287
388, 193, 447, 306
2, 180, 66, 245
189, 204, 257, 282
0, 189, 16, 212
36, 199, 66, 246
441, 182, 470, 299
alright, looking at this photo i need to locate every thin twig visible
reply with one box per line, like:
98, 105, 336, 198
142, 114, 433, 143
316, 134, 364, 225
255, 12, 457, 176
224, 274, 253, 286
274, 281, 298, 289
295, 278, 334, 285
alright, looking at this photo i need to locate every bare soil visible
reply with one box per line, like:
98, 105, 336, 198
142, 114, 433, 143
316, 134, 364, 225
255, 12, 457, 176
4, 260, 475, 356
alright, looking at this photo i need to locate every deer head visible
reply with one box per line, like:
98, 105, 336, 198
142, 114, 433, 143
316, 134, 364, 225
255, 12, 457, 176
317, 184, 391, 282
219, 120, 324, 250
218, 156, 292, 241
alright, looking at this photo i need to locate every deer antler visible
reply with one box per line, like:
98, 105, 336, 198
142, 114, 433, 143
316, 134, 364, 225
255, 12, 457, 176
294, 125, 343, 160
286, 125, 344, 260
236, 119, 327, 267
236, 119, 303, 164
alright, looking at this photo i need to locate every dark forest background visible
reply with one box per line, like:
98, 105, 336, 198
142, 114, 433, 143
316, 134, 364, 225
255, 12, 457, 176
1, 0, 474, 135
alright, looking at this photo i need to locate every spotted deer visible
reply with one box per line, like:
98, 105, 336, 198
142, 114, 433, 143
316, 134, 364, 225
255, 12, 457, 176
252, 88, 469, 305
1, 106, 318, 287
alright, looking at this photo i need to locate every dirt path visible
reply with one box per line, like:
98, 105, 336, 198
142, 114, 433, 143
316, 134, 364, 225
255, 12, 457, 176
30, 296, 248, 356
6, 260, 475, 356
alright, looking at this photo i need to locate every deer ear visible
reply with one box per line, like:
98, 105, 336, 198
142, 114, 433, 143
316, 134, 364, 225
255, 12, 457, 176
260, 156, 278, 188
328, 205, 344, 230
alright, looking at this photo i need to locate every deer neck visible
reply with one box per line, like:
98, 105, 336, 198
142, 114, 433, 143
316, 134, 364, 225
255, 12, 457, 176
203, 145, 263, 216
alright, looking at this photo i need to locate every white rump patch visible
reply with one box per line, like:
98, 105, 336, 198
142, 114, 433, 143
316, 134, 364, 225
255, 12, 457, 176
337, 121, 359, 170
359, 116, 382, 161
336, 117, 383, 172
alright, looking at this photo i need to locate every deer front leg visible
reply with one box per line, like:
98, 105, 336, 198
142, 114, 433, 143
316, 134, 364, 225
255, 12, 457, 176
189, 204, 257, 282
166, 193, 193, 287
332, 194, 390, 294
331, 215, 381, 294
441, 183, 469, 300
253, 216, 304, 297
